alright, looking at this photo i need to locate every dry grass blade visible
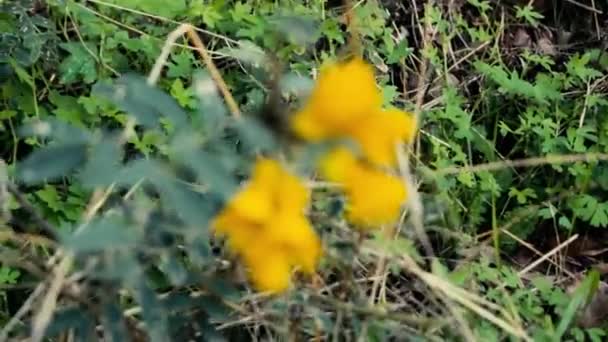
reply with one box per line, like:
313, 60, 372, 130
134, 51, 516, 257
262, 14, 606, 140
437, 153, 608, 175
518, 234, 579, 277
402, 255, 531, 341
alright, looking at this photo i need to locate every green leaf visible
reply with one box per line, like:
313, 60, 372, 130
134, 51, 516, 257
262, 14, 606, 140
167, 51, 195, 79
134, 278, 170, 342
58, 42, 97, 84
49, 91, 85, 127
219, 40, 267, 68
100, 301, 129, 342
269, 15, 319, 45
18, 143, 87, 184
515, 5, 544, 27
78, 135, 123, 188
554, 270, 600, 341
0, 266, 20, 284
8, 58, 34, 89
62, 215, 137, 252
93, 74, 188, 129
0, 110, 17, 120
156, 179, 215, 226
279, 72, 313, 97
35, 185, 62, 212
18, 119, 92, 144
232, 116, 276, 154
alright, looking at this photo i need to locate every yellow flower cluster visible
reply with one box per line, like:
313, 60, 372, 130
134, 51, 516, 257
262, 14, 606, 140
211, 158, 322, 294
291, 57, 417, 227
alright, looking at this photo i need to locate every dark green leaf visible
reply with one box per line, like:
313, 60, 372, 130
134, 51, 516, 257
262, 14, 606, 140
93, 74, 188, 129
43, 306, 87, 338
18, 143, 87, 184
193, 71, 228, 138
58, 42, 97, 84
18, 119, 92, 144
269, 15, 319, 45
78, 135, 123, 188
134, 279, 170, 342
100, 300, 129, 342
219, 40, 266, 67
232, 116, 276, 154
62, 215, 138, 252
156, 179, 214, 226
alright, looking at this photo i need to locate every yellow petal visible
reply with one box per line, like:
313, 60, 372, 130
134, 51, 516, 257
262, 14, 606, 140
210, 209, 260, 252
228, 184, 273, 224
242, 245, 292, 294
227, 158, 285, 223
276, 169, 310, 213
344, 164, 407, 227
383, 108, 417, 144
348, 109, 417, 167
318, 147, 358, 183
265, 212, 322, 275
290, 57, 382, 138
291, 107, 330, 141
250, 158, 283, 191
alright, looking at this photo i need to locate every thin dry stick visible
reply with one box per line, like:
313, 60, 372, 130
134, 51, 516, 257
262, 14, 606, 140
402, 255, 531, 341
0, 282, 46, 341
518, 234, 579, 277
30, 257, 71, 342
565, 0, 603, 13
147, 24, 192, 85
502, 230, 564, 277
401, 1, 438, 260
85, 0, 240, 43
185, 25, 241, 119
501, 228, 576, 279
140, 23, 241, 118
437, 152, 608, 175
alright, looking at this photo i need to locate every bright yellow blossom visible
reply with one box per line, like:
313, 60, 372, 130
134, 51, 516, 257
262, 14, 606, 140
290, 57, 417, 169
210, 158, 322, 294
265, 211, 322, 274
320, 147, 407, 227
242, 242, 292, 293
291, 57, 382, 140
347, 108, 417, 167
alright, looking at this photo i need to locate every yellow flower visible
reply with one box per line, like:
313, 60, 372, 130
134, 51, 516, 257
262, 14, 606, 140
345, 166, 407, 227
347, 108, 417, 167
274, 166, 310, 214
216, 158, 281, 226
242, 243, 292, 294
291, 57, 382, 140
209, 157, 322, 293
319, 147, 407, 227
318, 147, 358, 183
265, 211, 322, 275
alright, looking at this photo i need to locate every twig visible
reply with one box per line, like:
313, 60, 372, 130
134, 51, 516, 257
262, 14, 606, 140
565, 0, 603, 14
436, 152, 608, 175
185, 25, 241, 119
30, 257, 71, 342
501, 228, 576, 279
6, 182, 58, 240
518, 234, 579, 277
401, 255, 531, 341
146, 23, 241, 118
310, 294, 439, 330
0, 282, 46, 341
0, 160, 8, 220
147, 24, 192, 85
